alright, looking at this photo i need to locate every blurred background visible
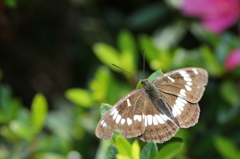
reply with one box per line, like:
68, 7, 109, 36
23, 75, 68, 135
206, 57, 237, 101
0, 0, 240, 158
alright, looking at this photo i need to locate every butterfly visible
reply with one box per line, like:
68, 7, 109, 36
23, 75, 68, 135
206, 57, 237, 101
95, 67, 208, 143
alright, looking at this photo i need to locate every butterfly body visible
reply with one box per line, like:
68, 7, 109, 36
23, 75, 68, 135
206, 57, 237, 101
96, 67, 208, 143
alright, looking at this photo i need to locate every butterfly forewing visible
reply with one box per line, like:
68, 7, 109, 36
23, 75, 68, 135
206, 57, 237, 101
153, 68, 208, 103
95, 89, 146, 139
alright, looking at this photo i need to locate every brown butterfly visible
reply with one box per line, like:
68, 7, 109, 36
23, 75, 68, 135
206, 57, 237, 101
95, 68, 208, 143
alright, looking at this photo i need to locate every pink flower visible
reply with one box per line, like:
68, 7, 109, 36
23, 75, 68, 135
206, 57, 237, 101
225, 49, 240, 70
181, 0, 240, 33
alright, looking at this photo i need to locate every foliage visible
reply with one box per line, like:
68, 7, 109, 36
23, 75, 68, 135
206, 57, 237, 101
0, 0, 240, 159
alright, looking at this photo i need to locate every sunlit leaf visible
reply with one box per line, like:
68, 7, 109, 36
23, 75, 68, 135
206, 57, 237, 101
116, 137, 131, 157
131, 140, 140, 159
9, 120, 33, 141
65, 88, 93, 107
93, 43, 121, 71
89, 66, 111, 102
31, 93, 48, 134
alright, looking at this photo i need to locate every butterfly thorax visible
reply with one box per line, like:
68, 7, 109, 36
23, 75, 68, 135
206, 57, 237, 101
141, 79, 160, 97
141, 79, 174, 119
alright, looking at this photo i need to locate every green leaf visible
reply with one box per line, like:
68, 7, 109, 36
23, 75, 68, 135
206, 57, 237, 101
34, 153, 65, 159
116, 154, 131, 159
106, 145, 118, 159
31, 93, 48, 134
154, 138, 183, 159
89, 66, 111, 102
127, 4, 168, 30
153, 21, 186, 49
93, 43, 121, 71
138, 34, 159, 62
9, 120, 33, 141
136, 69, 163, 89
95, 140, 111, 159
220, 80, 240, 106
140, 141, 158, 159
214, 136, 239, 159
100, 103, 112, 117
5, 0, 17, 8
65, 88, 93, 107
147, 70, 163, 83
116, 137, 132, 157
200, 46, 225, 77
118, 30, 138, 75
131, 140, 140, 159
118, 29, 137, 59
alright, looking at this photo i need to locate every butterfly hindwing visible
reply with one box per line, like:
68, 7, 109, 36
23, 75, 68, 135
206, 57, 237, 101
139, 96, 179, 143
160, 92, 200, 128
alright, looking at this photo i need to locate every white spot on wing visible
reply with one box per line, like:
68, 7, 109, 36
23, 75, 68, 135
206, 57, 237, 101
179, 70, 192, 81
110, 108, 117, 115
147, 115, 153, 126
167, 76, 175, 82
134, 115, 142, 121
121, 118, 125, 125
153, 116, 158, 125
102, 122, 107, 127
113, 110, 118, 120
192, 68, 198, 74
185, 85, 192, 91
187, 82, 192, 86
116, 114, 121, 124
126, 99, 131, 107
127, 118, 132, 125
180, 89, 186, 96
160, 114, 169, 121
155, 115, 164, 124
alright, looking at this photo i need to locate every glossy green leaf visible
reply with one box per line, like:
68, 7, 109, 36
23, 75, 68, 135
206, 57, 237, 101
140, 141, 157, 159
131, 140, 140, 159
220, 80, 240, 106
214, 136, 239, 159
65, 88, 93, 107
31, 93, 48, 134
116, 137, 132, 157
93, 43, 121, 71
154, 138, 183, 159
100, 103, 112, 117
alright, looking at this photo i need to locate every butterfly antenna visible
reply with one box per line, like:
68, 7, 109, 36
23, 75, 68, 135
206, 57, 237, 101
112, 64, 142, 80
142, 48, 146, 76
